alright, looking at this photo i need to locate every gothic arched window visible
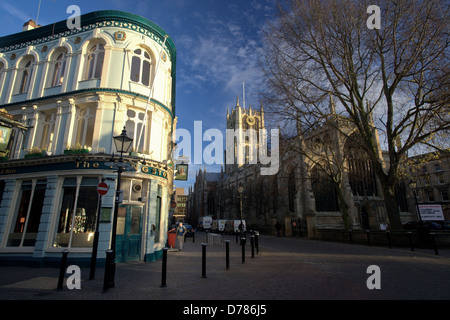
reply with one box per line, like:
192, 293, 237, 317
288, 170, 296, 212
311, 165, 339, 212
207, 192, 215, 216
345, 135, 378, 197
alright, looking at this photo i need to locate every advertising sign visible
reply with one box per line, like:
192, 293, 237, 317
175, 164, 188, 181
418, 204, 444, 221
0, 125, 12, 153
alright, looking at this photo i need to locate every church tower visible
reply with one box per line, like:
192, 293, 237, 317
225, 96, 266, 173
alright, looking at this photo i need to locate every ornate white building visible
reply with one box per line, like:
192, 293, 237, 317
0, 11, 177, 266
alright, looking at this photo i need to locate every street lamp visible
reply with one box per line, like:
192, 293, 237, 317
409, 179, 422, 222
237, 186, 244, 238
104, 127, 133, 290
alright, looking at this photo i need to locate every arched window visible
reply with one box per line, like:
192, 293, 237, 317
125, 108, 149, 152
345, 135, 378, 197
130, 48, 151, 86
207, 192, 215, 216
311, 165, 339, 212
0, 61, 4, 86
84, 43, 104, 80
18, 57, 35, 94
288, 170, 296, 212
40, 111, 56, 151
74, 106, 96, 148
50, 50, 67, 87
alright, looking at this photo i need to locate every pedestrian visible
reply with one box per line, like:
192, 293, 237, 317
275, 220, 281, 237
176, 222, 187, 251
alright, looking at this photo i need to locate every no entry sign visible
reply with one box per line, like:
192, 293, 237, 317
97, 182, 109, 196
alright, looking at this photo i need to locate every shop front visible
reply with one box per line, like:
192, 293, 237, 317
0, 156, 171, 267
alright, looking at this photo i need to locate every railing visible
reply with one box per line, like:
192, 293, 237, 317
315, 228, 450, 255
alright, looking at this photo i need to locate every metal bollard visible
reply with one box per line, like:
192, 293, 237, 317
251, 235, 255, 258
241, 237, 246, 263
366, 230, 371, 246
386, 231, 392, 248
57, 249, 69, 290
103, 249, 114, 291
348, 230, 353, 244
255, 232, 259, 254
202, 243, 207, 278
430, 233, 439, 255
408, 232, 414, 251
225, 240, 230, 270
193, 232, 195, 243
160, 248, 168, 287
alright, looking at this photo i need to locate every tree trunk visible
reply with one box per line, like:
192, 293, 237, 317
380, 183, 403, 230
336, 185, 350, 229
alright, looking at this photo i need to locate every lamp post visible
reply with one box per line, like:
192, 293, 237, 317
104, 127, 133, 290
237, 186, 244, 238
409, 180, 422, 222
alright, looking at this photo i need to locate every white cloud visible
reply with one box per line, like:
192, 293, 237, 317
0, 0, 32, 23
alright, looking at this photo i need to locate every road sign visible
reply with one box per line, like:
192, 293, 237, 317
97, 182, 109, 196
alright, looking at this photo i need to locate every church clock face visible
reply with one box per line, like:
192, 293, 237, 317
246, 116, 255, 126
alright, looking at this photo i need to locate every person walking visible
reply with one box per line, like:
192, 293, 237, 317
176, 222, 187, 251
275, 220, 281, 237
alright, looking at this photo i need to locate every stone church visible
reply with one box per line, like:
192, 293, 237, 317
189, 96, 417, 237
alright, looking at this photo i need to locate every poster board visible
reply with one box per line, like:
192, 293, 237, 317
418, 204, 444, 221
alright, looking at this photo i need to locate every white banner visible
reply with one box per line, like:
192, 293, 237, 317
418, 204, 444, 221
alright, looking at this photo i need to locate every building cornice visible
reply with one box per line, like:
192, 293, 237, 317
0, 10, 176, 60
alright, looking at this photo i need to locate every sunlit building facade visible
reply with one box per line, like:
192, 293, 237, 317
0, 11, 177, 266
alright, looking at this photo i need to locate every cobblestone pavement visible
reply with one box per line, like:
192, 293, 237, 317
0, 233, 449, 302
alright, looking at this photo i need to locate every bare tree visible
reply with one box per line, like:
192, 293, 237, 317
262, 0, 450, 229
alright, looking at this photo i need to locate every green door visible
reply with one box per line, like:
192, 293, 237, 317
116, 205, 143, 262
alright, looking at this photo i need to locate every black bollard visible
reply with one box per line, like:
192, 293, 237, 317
89, 230, 99, 280
255, 232, 259, 254
408, 232, 414, 251
225, 240, 230, 270
57, 249, 69, 290
251, 235, 255, 258
160, 248, 168, 287
193, 232, 195, 243
348, 230, 353, 244
202, 243, 207, 278
103, 249, 114, 291
386, 231, 392, 248
430, 233, 439, 255
241, 237, 246, 263
366, 230, 371, 246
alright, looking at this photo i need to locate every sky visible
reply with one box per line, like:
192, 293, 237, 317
0, 0, 279, 191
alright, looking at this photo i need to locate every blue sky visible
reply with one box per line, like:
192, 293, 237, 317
0, 0, 278, 191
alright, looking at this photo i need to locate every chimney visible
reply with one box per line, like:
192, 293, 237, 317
23, 19, 40, 31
